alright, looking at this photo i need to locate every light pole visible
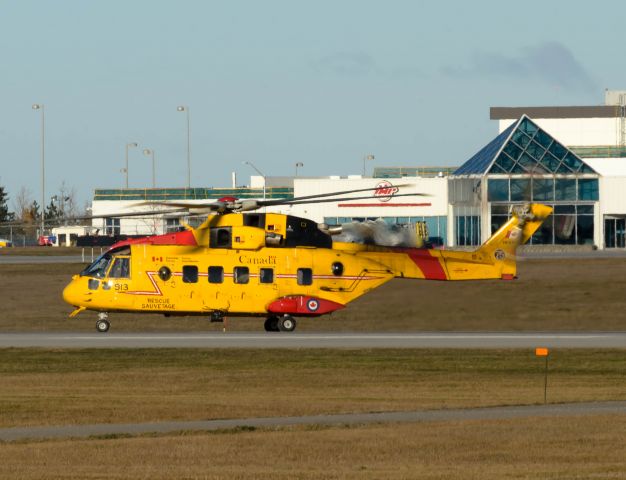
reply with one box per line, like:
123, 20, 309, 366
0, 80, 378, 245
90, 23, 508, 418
363, 154, 375, 177
32, 103, 45, 236
143, 148, 156, 188
243, 161, 266, 200
124, 142, 138, 188
295, 162, 304, 176
177, 106, 191, 189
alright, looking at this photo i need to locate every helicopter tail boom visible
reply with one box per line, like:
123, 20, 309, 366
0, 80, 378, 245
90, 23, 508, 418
338, 203, 552, 281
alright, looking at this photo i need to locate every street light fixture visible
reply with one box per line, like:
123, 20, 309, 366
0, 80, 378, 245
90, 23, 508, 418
32, 103, 45, 236
143, 148, 156, 188
177, 105, 191, 189
124, 142, 138, 188
243, 161, 266, 200
295, 162, 304, 177
363, 154, 375, 177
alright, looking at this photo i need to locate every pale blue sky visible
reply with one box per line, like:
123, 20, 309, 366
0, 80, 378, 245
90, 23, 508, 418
0, 0, 623, 205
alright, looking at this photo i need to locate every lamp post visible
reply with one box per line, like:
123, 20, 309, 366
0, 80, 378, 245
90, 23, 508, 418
295, 162, 304, 176
32, 103, 45, 236
143, 148, 156, 188
243, 161, 266, 200
363, 154, 375, 177
124, 142, 138, 188
177, 105, 191, 189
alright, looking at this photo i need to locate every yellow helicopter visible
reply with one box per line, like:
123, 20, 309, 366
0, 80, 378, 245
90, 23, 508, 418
62, 187, 552, 333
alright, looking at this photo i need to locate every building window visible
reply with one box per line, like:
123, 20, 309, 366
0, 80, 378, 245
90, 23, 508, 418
165, 218, 182, 233
532, 179, 554, 201
510, 178, 531, 201
297, 268, 313, 285
578, 179, 599, 201
487, 179, 509, 202
182, 265, 198, 283
555, 179, 576, 201
105, 218, 120, 236
208, 266, 223, 284
234, 267, 249, 284
456, 215, 481, 246
259, 268, 274, 284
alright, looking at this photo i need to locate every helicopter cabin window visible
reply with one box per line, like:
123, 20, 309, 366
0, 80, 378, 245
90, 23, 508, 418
259, 268, 274, 284
297, 268, 313, 285
208, 266, 224, 283
108, 257, 130, 278
182, 265, 198, 283
209, 227, 232, 249
234, 266, 249, 284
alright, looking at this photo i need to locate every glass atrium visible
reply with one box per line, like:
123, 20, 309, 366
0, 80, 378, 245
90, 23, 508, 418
452, 115, 599, 246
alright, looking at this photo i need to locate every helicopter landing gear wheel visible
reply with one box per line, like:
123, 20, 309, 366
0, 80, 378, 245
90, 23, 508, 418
278, 315, 297, 333
96, 313, 110, 333
264, 316, 280, 332
96, 319, 110, 333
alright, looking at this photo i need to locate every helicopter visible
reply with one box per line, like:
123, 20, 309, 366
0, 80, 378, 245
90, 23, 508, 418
62, 186, 552, 333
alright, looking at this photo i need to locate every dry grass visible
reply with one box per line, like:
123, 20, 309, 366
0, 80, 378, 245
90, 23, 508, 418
0, 415, 624, 479
0, 348, 624, 428
2, 258, 626, 332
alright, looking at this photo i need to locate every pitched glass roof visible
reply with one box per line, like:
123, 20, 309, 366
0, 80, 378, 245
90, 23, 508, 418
454, 115, 597, 176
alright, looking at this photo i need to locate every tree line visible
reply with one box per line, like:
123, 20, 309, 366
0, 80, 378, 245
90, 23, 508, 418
0, 182, 87, 238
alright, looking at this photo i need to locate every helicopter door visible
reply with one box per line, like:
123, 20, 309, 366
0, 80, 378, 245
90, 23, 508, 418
103, 255, 132, 299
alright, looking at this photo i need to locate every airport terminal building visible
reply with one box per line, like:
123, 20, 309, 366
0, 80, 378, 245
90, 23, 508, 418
89, 91, 626, 250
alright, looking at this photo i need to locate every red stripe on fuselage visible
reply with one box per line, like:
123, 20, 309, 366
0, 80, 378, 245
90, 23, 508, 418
404, 248, 448, 280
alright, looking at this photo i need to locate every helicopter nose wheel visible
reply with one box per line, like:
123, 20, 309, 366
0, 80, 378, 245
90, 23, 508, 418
96, 313, 110, 333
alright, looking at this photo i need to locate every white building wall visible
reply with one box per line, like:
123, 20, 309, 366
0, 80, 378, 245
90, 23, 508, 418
499, 118, 619, 146
599, 177, 626, 215
290, 177, 448, 223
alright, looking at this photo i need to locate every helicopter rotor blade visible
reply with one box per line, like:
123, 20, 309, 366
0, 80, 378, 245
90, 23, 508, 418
275, 192, 431, 206
73, 207, 191, 221
256, 184, 414, 207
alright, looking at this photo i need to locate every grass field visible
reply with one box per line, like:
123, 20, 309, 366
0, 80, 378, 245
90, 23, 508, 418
2, 257, 626, 332
0, 348, 624, 479
1, 415, 625, 479
1, 348, 624, 428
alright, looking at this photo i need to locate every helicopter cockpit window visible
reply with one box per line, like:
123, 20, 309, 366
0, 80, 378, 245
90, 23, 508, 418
81, 253, 112, 278
234, 267, 249, 284
297, 268, 313, 286
108, 257, 130, 279
81, 246, 131, 279
182, 265, 198, 283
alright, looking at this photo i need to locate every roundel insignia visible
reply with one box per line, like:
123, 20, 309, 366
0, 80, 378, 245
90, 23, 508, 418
307, 299, 320, 312
494, 249, 506, 261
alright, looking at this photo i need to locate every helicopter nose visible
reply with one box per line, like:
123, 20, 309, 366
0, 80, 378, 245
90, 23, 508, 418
62, 276, 81, 306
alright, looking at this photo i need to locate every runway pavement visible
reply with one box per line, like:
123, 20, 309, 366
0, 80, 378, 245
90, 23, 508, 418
1, 332, 625, 348
1, 401, 624, 442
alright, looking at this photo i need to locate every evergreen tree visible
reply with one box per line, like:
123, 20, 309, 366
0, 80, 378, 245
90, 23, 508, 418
45, 198, 60, 223
0, 185, 14, 223
27, 201, 40, 224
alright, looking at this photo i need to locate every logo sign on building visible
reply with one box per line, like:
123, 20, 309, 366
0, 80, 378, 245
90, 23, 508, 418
373, 181, 399, 203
